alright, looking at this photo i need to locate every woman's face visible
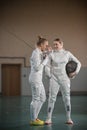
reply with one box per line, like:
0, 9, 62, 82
41, 41, 49, 51
53, 41, 63, 51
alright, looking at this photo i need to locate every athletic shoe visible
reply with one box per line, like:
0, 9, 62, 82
30, 119, 44, 126
45, 119, 52, 125
66, 120, 73, 125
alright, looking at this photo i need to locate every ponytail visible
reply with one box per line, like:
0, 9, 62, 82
37, 35, 47, 46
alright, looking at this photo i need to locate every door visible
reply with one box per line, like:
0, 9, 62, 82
2, 64, 21, 96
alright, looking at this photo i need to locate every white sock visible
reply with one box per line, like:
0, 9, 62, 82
47, 101, 55, 120
36, 101, 43, 118
30, 101, 39, 121
65, 105, 71, 121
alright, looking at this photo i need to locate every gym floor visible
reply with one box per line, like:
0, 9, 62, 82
0, 96, 87, 130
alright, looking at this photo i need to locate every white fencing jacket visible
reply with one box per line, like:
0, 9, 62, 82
45, 49, 81, 80
29, 48, 48, 83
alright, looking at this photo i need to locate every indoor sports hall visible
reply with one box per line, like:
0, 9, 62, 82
0, 0, 87, 130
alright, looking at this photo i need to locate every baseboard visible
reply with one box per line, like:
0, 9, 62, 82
57, 91, 87, 96
0, 92, 2, 96
71, 91, 87, 96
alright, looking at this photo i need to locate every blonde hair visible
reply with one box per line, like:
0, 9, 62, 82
37, 36, 47, 46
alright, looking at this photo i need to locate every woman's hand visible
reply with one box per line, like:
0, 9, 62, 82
68, 72, 76, 78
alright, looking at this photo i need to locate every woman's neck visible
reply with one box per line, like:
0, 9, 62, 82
37, 46, 41, 50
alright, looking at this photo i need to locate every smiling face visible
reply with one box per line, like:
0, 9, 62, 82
53, 41, 63, 51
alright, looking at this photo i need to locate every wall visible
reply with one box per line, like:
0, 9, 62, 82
21, 67, 87, 96
0, 64, 1, 93
0, 0, 87, 66
0, 0, 87, 95
21, 67, 31, 95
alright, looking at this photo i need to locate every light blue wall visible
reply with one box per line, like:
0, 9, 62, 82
71, 67, 87, 91
0, 66, 86, 95
0, 64, 1, 93
21, 67, 31, 95
21, 67, 87, 96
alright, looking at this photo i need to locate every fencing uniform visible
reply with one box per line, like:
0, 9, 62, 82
29, 48, 48, 121
45, 49, 81, 122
